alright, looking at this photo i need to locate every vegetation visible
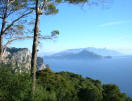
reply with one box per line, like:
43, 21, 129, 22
0, 0, 112, 99
0, 64, 131, 101
0, 1, 129, 100
0, 0, 33, 60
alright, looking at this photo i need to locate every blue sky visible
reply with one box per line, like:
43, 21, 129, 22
12, 0, 132, 54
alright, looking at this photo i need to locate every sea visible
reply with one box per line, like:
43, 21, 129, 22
44, 56, 132, 97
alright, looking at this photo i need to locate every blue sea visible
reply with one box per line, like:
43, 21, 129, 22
44, 56, 132, 97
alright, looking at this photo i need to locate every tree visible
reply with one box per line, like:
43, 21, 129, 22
0, 0, 33, 61
103, 84, 127, 101
31, 0, 60, 99
31, 0, 111, 100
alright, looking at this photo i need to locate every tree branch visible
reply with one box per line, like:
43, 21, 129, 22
4, 35, 54, 49
39, 36, 53, 40
4, 10, 33, 33
4, 36, 33, 48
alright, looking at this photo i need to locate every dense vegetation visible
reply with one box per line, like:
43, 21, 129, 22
0, 64, 132, 101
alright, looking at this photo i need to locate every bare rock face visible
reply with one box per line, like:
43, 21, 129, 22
37, 57, 46, 70
2, 47, 46, 72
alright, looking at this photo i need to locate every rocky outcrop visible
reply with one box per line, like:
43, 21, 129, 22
37, 57, 46, 70
2, 47, 46, 72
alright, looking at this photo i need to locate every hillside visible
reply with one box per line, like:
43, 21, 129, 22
0, 65, 131, 101
45, 50, 111, 60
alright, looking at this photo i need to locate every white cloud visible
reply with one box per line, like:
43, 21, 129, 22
98, 21, 127, 27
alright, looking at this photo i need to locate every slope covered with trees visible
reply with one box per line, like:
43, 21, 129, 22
0, 64, 131, 101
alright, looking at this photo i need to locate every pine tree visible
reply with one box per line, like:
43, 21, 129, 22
31, 0, 110, 100
0, 0, 33, 61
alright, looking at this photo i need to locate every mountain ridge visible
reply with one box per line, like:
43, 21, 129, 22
43, 47, 123, 57
44, 49, 112, 60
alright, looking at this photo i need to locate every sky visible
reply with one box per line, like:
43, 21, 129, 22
11, 0, 132, 55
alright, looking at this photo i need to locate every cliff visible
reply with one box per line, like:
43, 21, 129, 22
2, 47, 46, 72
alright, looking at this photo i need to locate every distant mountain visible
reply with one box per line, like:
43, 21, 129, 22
47, 47, 122, 56
44, 50, 108, 60
84, 47, 123, 56
44, 47, 123, 59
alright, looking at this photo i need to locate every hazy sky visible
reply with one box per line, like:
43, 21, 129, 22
11, 0, 132, 54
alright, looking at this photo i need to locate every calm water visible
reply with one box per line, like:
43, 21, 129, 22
44, 56, 132, 97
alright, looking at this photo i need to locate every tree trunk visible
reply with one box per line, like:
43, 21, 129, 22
31, 0, 40, 100
0, 34, 4, 61
0, 1, 8, 61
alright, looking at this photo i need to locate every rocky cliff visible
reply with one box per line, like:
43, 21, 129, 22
2, 47, 46, 72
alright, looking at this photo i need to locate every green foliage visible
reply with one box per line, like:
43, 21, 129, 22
51, 30, 60, 37
0, 64, 32, 101
127, 97, 132, 101
11, 0, 29, 10
0, 64, 132, 101
103, 84, 127, 101
45, 4, 59, 15
34, 86, 57, 101
52, 30, 60, 35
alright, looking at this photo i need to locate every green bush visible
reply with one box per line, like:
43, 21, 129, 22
0, 64, 31, 101
103, 84, 127, 101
